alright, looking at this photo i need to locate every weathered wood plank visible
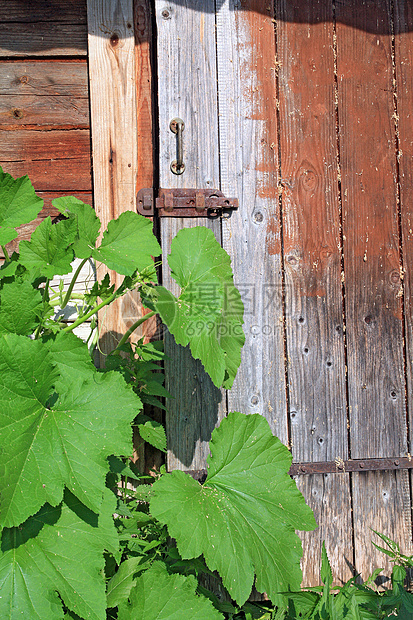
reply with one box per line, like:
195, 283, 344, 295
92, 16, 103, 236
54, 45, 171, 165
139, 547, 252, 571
0, 1, 87, 23
394, 0, 413, 549
156, 0, 225, 471
134, 0, 163, 475
276, 0, 352, 585
217, 1, 288, 445
0, 129, 92, 191
336, 0, 412, 578
0, 95, 89, 127
0, 61, 88, 97
0, 24, 87, 57
87, 0, 138, 359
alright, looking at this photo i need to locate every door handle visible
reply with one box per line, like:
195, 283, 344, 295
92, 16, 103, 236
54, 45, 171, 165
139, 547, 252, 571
170, 118, 185, 175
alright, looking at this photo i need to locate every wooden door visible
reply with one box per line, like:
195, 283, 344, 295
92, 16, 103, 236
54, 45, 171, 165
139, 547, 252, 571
154, 0, 413, 587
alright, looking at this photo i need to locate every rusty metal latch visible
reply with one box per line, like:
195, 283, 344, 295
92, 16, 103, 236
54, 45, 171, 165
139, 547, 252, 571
137, 188, 239, 219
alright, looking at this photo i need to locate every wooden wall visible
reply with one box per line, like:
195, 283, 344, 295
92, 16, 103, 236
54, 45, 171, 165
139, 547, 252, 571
3, 0, 413, 591
0, 0, 92, 254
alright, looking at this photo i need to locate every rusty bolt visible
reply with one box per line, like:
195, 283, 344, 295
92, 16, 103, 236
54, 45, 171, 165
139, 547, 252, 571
359, 462, 365, 468
254, 211, 263, 223
162, 9, 170, 19
20, 75, 28, 84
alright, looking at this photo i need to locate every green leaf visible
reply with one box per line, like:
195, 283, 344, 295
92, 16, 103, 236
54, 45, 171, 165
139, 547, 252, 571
151, 412, 317, 605
136, 415, 167, 452
106, 556, 150, 608
154, 227, 244, 388
93, 211, 161, 276
53, 196, 101, 259
0, 334, 140, 527
0, 489, 117, 620
0, 279, 43, 335
43, 331, 96, 380
118, 561, 224, 620
0, 167, 43, 245
19, 216, 77, 278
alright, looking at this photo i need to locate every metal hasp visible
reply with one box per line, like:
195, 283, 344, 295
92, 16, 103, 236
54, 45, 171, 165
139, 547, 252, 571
170, 118, 185, 175
137, 188, 239, 218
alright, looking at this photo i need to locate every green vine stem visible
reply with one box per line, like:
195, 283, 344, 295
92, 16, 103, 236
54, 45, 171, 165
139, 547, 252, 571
61, 257, 88, 309
112, 310, 156, 355
1, 245, 10, 262
62, 290, 119, 334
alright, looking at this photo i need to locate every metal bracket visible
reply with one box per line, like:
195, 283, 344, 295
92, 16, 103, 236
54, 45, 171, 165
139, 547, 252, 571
137, 188, 239, 218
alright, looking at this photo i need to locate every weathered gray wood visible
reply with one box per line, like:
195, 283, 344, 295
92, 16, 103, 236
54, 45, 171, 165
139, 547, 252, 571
0, 61, 88, 97
0, 24, 87, 57
156, 0, 225, 471
0, 95, 89, 127
216, 0, 288, 445
336, 0, 412, 577
276, 0, 353, 584
87, 0, 138, 359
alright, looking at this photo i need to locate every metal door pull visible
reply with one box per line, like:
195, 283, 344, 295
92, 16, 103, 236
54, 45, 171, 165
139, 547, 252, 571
170, 118, 185, 175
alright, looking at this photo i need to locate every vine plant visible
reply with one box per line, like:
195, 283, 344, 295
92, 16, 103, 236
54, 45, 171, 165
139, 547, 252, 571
2, 169, 408, 619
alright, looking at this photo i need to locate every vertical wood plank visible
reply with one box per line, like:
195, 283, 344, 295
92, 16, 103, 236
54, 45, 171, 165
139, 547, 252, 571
276, 0, 353, 585
336, 0, 412, 578
155, 0, 225, 471
133, 0, 163, 473
217, 0, 288, 446
394, 0, 413, 559
87, 0, 139, 358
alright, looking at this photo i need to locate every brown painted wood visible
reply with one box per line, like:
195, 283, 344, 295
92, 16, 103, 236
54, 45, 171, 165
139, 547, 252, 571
394, 0, 413, 554
0, 129, 92, 191
336, 0, 412, 578
276, 0, 352, 586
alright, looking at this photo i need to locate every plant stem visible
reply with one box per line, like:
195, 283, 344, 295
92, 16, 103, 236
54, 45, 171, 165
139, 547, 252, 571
61, 257, 88, 309
112, 311, 156, 354
62, 290, 118, 333
1, 245, 10, 262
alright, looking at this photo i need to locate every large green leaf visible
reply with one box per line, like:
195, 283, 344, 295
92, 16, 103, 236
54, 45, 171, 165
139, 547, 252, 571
154, 227, 244, 388
93, 211, 161, 276
0, 279, 43, 335
0, 489, 117, 620
0, 167, 43, 246
118, 561, 224, 620
19, 216, 77, 278
53, 196, 101, 259
151, 412, 317, 606
0, 334, 140, 527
